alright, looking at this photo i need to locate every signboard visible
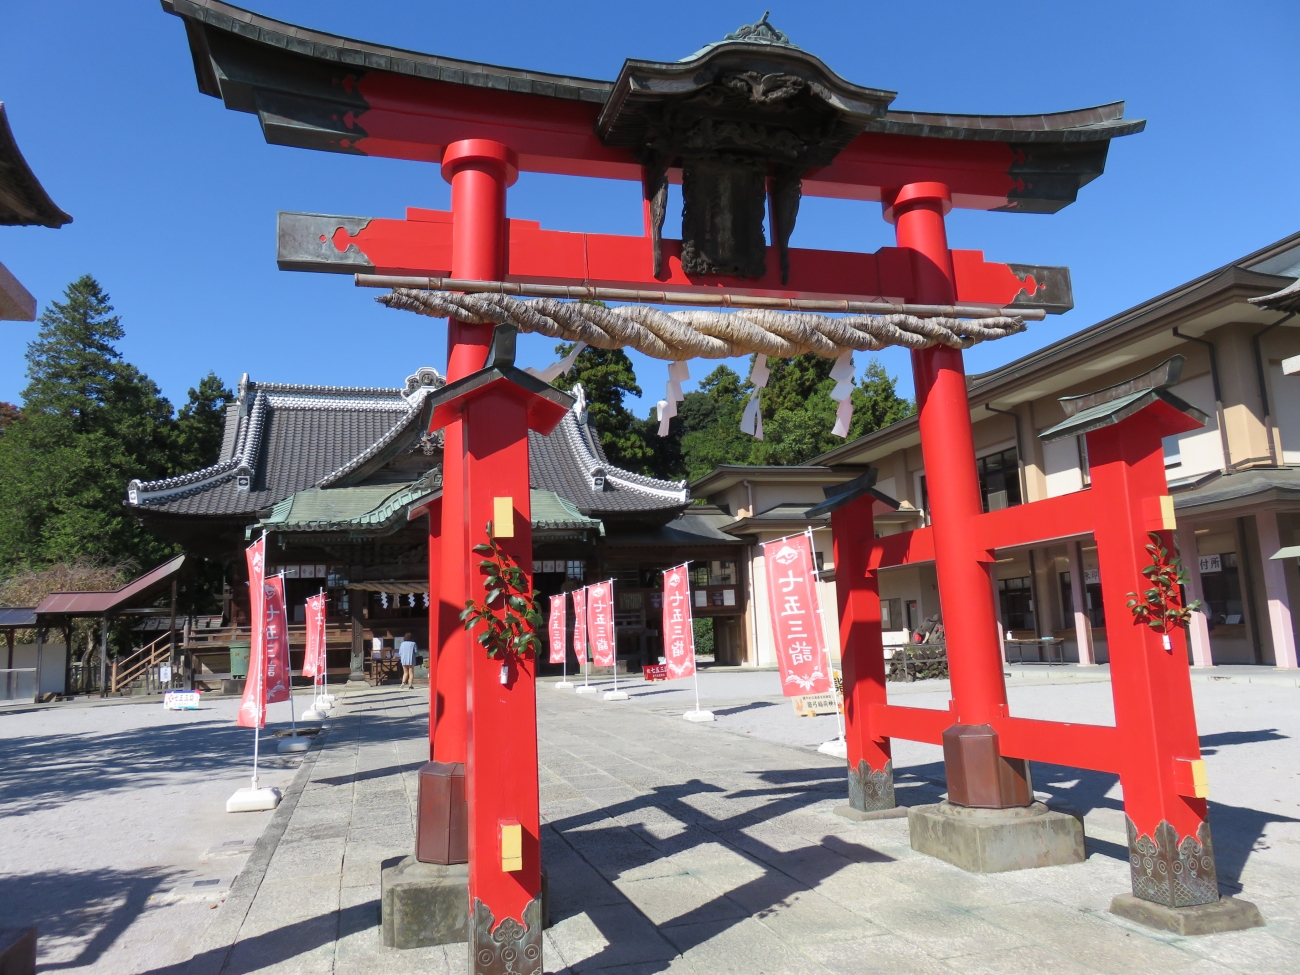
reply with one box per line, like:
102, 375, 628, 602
661, 564, 696, 680
1199, 554, 1222, 574
761, 534, 832, 696
792, 692, 839, 717
1083, 568, 1100, 585
237, 535, 268, 729
548, 593, 567, 664
302, 593, 327, 678
572, 587, 588, 662
586, 581, 615, 667
263, 576, 291, 704
643, 664, 668, 681
164, 690, 201, 710
159, 665, 172, 683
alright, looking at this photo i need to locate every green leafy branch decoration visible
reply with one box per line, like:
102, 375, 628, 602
1126, 531, 1202, 637
460, 522, 543, 660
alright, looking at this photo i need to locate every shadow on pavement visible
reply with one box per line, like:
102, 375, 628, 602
0, 867, 177, 972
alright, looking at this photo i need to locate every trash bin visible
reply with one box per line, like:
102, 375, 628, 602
229, 641, 251, 678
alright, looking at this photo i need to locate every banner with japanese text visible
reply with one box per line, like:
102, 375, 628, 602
761, 534, 832, 696
302, 593, 327, 679
661, 565, 695, 679
586, 581, 616, 667
263, 575, 292, 704
572, 587, 588, 663
548, 593, 567, 664
237, 534, 267, 728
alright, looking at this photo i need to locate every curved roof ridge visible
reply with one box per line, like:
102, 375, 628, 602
251, 381, 407, 398
558, 412, 687, 496
314, 385, 431, 488
128, 390, 267, 504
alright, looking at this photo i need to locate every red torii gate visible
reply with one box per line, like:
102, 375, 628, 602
162, 0, 1258, 959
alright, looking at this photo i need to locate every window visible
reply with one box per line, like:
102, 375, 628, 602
977, 448, 1021, 511
708, 560, 737, 585
1200, 552, 1245, 625
881, 597, 903, 630
998, 576, 1035, 631
690, 566, 710, 588
566, 560, 585, 581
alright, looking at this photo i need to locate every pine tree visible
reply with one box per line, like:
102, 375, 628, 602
0, 276, 178, 572
551, 342, 654, 472
174, 372, 234, 471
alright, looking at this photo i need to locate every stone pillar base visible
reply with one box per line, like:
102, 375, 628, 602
1110, 893, 1264, 935
908, 801, 1085, 873
381, 857, 469, 948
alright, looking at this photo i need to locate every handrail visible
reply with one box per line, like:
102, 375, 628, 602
110, 631, 175, 694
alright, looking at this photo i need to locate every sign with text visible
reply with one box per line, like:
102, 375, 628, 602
661, 564, 696, 680
1199, 554, 1222, 574
643, 664, 668, 681
302, 593, 327, 678
237, 535, 268, 729
263, 576, 291, 704
164, 690, 201, 710
548, 593, 567, 664
572, 587, 588, 663
586, 581, 616, 668
761, 534, 832, 696
792, 692, 839, 716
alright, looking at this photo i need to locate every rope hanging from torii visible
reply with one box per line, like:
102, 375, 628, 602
377, 286, 1029, 439
377, 289, 1027, 359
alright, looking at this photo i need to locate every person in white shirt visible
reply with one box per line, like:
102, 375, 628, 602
398, 632, 418, 689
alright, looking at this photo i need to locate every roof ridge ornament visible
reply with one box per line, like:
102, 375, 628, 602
722, 11, 794, 48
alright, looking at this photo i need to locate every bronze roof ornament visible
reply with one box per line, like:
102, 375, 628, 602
598, 16, 894, 284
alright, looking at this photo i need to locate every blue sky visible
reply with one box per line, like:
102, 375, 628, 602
2, 1, 1298, 417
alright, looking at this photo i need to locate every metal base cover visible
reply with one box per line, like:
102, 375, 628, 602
471, 896, 543, 975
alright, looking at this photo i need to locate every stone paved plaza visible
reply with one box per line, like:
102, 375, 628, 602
3, 669, 1299, 974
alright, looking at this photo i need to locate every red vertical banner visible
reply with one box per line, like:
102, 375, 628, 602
237, 535, 267, 728
586, 581, 615, 667
661, 565, 696, 679
303, 593, 327, 679
762, 535, 832, 696
263, 576, 291, 704
571, 587, 588, 664
548, 593, 567, 664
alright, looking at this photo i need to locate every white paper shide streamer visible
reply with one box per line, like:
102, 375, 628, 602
739, 355, 771, 441
525, 340, 588, 383
656, 360, 690, 437
829, 351, 855, 438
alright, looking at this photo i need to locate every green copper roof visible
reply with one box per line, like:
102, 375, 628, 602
529, 490, 604, 535
258, 478, 437, 535
257, 478, 602, 538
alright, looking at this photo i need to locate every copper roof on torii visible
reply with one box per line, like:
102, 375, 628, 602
161, 1, 1143, 213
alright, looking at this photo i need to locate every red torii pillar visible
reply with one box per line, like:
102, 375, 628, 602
829, 482, 894, 814
884, 181, 1029, 807
422, 141, 519, 865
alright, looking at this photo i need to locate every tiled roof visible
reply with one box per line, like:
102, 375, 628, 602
127, 369, 444, 518
529, 411, 688, 517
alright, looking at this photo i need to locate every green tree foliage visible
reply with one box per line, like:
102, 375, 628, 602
174, 372, 234, 472
551, 342, 654, 471
0, 276, 230, 578
0, 402, 19, 434
643, 354, 914, 480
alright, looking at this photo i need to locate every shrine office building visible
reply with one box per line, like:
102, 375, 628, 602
708, 229, 1300, 671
